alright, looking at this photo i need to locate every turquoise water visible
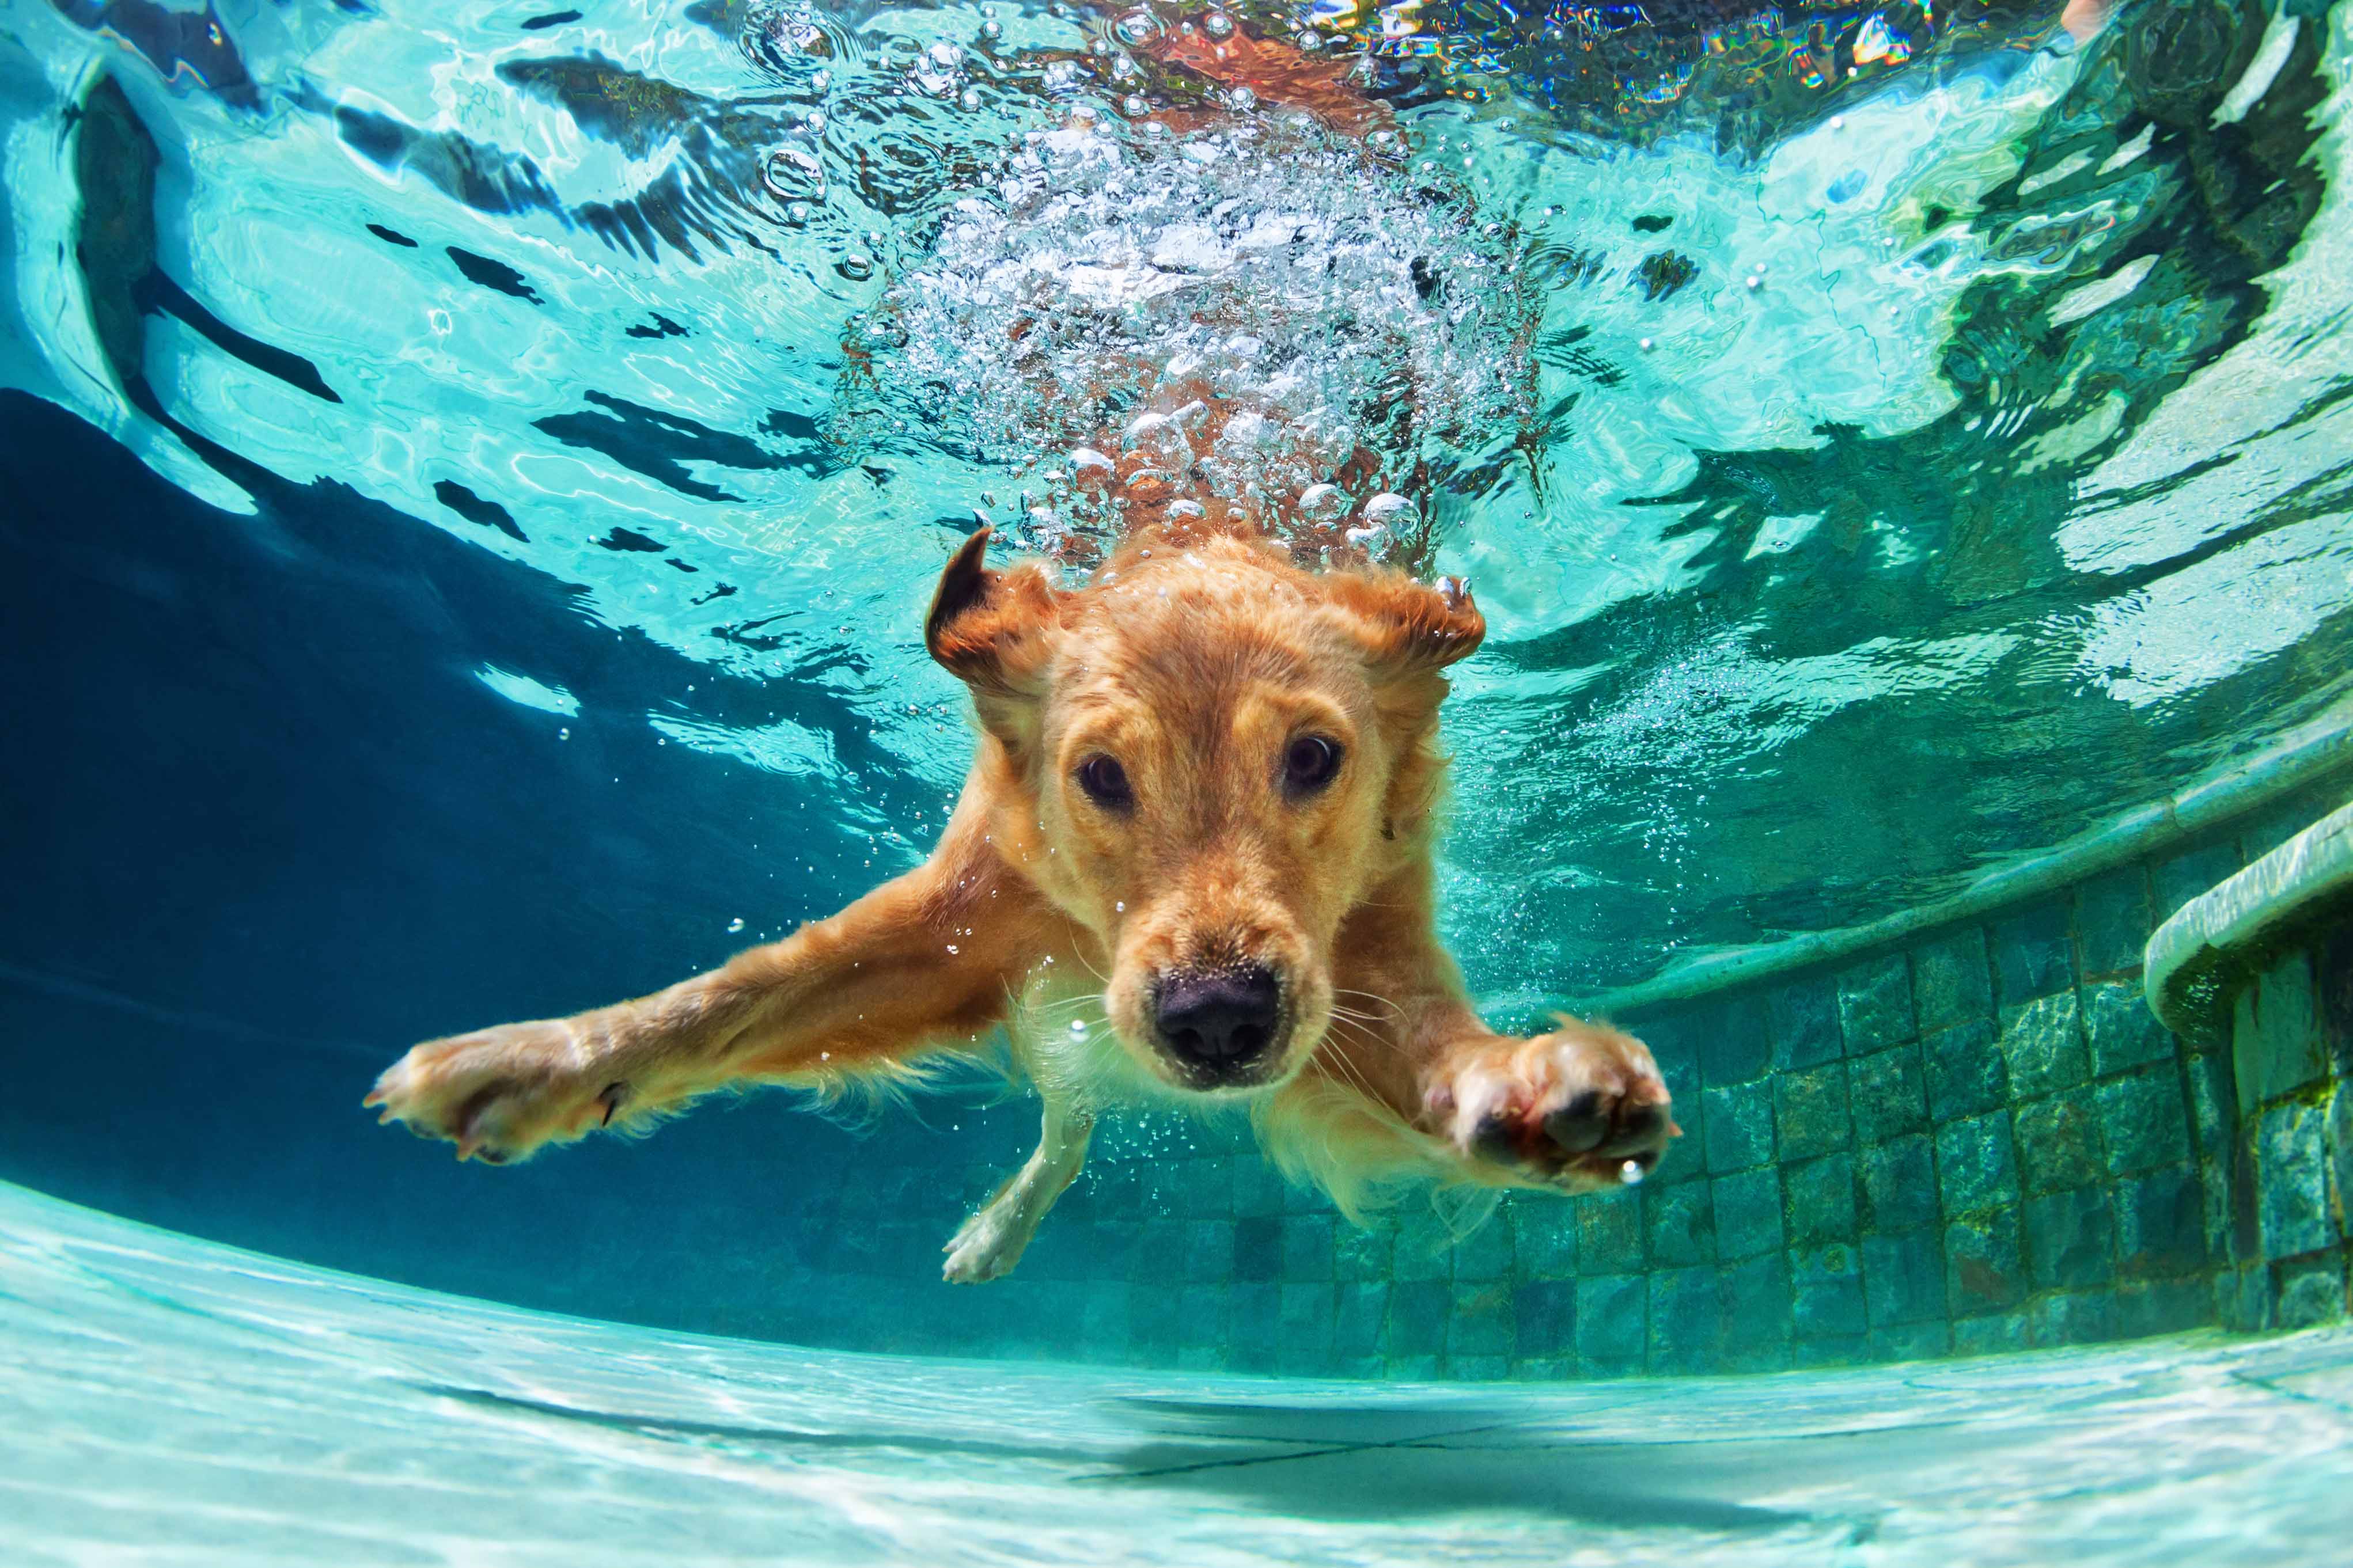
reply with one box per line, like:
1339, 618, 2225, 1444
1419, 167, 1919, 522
5, 0, 2353, 1555
7, 0, 2350, 998
7, 1178, 2352, 1565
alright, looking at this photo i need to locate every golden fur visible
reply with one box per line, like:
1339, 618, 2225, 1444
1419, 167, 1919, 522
367, 515, 1675, 1281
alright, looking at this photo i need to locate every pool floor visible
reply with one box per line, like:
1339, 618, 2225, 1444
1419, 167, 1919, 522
2, 1179, 2347, 1566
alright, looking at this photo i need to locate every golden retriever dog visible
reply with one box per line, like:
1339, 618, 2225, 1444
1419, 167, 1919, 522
367, 512, 1676, 1281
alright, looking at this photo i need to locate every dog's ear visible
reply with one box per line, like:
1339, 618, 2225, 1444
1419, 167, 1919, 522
1324, 572, 1485, 678
925, 526, 1063, 700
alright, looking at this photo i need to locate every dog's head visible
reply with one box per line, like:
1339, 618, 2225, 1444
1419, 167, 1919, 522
926, 524, 1483, 1095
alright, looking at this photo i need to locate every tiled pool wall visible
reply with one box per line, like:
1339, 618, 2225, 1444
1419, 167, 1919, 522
789, 780, 2352, 1379
2219, 918, 2352, 1335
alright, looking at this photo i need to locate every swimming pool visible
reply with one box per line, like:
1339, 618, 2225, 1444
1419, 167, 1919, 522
2, 0, 2350, 1556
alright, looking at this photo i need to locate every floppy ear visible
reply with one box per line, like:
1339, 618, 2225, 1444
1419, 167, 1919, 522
1324, 572, 1486, 678
924, 526, 1063, 700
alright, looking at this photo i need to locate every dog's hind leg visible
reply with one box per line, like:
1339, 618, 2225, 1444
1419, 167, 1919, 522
942, 1097, 1092, 1284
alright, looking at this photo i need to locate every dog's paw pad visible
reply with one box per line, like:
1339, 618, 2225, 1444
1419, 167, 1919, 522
1426, 1023, 1677, 1190
366, 1021, 607, 1164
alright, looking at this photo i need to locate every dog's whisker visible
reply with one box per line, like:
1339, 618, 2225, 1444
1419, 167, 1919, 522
1332, 987, 1407, 1018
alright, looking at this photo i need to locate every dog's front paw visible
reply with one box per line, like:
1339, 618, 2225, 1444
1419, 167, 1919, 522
365, 1020, 624, 1165
1422, 1020, 1677, 1190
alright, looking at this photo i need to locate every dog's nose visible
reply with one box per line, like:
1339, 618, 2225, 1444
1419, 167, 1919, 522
1154, 966, 1281, 1075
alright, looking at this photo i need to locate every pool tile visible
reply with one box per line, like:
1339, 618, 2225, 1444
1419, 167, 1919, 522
1868, 1320, 1950, 1362
1507, 1205, 1576, 1280
2000, 990, 2089, 1098
1766, 974, 1842, 1070
1281, 1213, 1336, 1282
1912, 928, 1994, 1035
1924, 1019, 2008, 1123
1449, 1210, 1514, 1281
1950, 1311, 2031, 1356
1850, 1043, 1927, 1145
1784, 1154, 1859, 1248
1233, 1216, 1283, 1281
1576, 1186, 1646, 1275
2083, 979, 2174, 1077
1335, 1218, 1395, 1282
1511, 1279, 1575, 1359
1992, 901, 2074, 1004
1775, 1061, 1853, 1160
2116, 1164, 2207, 1279
1947, 1209, 2025, 1313
1719, 1251, 1794, 1354
2277, 1257, 2350, 1330
2026, 1186, 2116, 1290
1334, 1280, 1388, 1357
2257, 1100, 2335, 1260
1712, 1165, 1785, 1260
1936, 1112, 2019, 1216
1791, 1243, 1867, 1339
1446, 1280, 1514, 1358
1862, 1228, 1946, 1327
2096, 1068, 2191, 1176
2153, 838, 2240, 921
1647, 1266, 1726, 1375
1697, 997, 1772, 1087
2017, 1096, 2105, 1195
1573, 1274, 1646, 1372
2074, 866, 2154, 977
1645, 1179, 1714, 1267
2032, 1288, 2120, 1346
1703, 1080, 1775, 1172
1837, 952, 1916, 1053
1859, 1134, 1938, 1234
1384, 1279, 1450, 1356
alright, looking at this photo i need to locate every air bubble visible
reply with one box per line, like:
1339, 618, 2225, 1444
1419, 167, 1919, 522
728, 917, 746, 932
763, 145, 826, 203
1202, 10, 1234, 37
1297, 483, 1348, 523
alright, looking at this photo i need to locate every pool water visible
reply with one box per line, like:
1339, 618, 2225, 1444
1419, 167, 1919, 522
8, 1178, 2352, 1566
5, 0, 2353, 1557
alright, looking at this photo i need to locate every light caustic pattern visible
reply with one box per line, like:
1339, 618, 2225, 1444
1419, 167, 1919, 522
5, 0, 2352, 996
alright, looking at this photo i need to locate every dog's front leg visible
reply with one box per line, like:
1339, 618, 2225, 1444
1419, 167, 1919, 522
941, 1097, 1092, 1283
367, 806, 1050, 1164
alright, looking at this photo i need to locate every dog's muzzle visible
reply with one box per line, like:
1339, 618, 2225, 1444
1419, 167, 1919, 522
1151, 965, 1282, 1085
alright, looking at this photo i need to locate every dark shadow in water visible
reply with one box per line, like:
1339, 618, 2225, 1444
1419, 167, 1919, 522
430, 1383, 1817, 1531
1107, 1437, 1816, 1532
1100, 1395, 1817, 1531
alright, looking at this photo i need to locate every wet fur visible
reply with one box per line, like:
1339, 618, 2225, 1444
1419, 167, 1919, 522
367, 513, 1675, 1281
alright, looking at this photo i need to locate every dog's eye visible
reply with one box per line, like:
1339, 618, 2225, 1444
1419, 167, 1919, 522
1283, 736, 1342, 795
1076, 754, 1133, 810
